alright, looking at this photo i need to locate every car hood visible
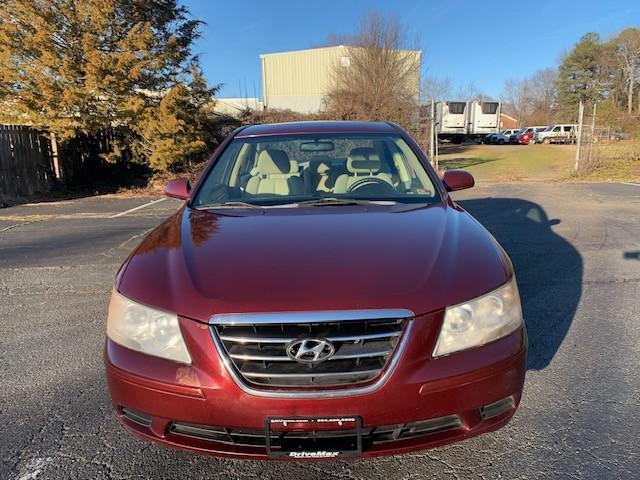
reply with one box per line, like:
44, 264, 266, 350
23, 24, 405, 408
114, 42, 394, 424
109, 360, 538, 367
118, 203, 511, 322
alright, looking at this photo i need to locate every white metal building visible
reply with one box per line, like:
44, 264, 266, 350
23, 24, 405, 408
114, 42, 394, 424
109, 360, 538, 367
261, 46, 421, 113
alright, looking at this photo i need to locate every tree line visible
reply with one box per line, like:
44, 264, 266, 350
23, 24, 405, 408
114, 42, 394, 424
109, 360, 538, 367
1, 6, 426, 179
424, 29, 640, 133
0, 0, 222, 175
509, 29, 640, 129
1, 3, 637, 182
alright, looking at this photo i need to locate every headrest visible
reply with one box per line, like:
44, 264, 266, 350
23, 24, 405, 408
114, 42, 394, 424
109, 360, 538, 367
347, 147, 381, 173
256, 149, 291, 175
317, 162, 330, 175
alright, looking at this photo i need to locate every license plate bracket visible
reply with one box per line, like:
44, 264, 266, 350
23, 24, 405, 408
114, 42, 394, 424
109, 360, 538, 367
265, 416, 363, 459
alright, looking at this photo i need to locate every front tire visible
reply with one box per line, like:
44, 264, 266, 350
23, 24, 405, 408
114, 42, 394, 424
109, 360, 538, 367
543, 138, 551, 144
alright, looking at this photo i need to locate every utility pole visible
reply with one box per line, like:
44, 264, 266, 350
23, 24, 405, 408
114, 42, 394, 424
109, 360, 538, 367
429, 99, 435, 168
574, 100, 584, 173
587, 103, 597, 166
434, 129, 439, 172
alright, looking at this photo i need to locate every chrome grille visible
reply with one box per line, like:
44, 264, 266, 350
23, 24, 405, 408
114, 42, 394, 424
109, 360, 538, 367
210, 310, 411, 389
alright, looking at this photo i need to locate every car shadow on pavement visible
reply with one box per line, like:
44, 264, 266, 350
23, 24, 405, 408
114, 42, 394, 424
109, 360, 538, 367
439, 157, 499, 170
458, 197, 583, 371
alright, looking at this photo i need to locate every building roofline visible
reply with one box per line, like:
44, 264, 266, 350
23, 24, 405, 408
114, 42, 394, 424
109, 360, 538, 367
260, 45, 347, 58
260, 45, 422, 58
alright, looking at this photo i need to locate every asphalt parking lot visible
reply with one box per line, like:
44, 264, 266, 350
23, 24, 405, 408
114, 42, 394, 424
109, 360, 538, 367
1, 183, 639, 479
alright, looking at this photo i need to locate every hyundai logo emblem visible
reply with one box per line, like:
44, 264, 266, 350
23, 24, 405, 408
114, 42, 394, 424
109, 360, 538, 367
286, 338, 336, 364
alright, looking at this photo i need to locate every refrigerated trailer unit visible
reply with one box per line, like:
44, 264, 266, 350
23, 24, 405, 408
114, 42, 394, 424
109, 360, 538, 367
468, 101, 501, 137
434, 101, 468, 143
435, 100, 501, 143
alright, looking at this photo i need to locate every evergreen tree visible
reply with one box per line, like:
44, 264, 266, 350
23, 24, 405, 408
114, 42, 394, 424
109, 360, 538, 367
134, 69, 216, 171
556, 33, 604, 119
0, 0, 218, 171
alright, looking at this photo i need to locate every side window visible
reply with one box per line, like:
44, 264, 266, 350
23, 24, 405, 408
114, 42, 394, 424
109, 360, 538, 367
563, 126, 572, 132
553, 126, 561, 132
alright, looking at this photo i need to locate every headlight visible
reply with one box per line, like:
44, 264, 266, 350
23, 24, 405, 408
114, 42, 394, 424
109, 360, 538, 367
107, 290, 192, 364
433, 277, 522, 357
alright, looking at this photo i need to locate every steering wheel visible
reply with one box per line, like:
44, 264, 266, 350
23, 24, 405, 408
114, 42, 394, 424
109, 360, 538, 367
346, 177, 395, 194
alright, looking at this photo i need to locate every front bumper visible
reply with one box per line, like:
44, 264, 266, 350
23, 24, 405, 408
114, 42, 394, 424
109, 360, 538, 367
104, 314, 527, 460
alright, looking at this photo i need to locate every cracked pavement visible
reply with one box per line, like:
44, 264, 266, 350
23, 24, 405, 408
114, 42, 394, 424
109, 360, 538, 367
1, 184, 639, 479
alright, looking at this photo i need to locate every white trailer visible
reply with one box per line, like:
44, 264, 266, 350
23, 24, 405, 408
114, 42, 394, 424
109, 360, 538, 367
468, 101, 501, 138
434, 100, 501, 143
434, 101, 468, 143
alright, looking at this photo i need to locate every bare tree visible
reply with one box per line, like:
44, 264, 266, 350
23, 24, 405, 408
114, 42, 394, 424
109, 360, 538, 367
324, 12, 421, 133
455, 81, 490, 101
528, 68, 558, 124
614, 28, 640, 114
422, 75, 452, 101
501, 78, 532, 125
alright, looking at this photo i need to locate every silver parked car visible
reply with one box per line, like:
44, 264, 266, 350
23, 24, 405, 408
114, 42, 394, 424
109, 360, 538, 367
485, 129, 519, 145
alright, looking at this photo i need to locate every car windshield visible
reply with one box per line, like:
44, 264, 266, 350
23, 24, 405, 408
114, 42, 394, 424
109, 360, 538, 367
191, 133, 440, 207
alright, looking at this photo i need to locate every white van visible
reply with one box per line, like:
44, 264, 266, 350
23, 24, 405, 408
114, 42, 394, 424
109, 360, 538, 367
534, 124, 578, 144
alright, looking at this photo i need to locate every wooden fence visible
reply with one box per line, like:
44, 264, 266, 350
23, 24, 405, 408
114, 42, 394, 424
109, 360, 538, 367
0, 125, 58, 204
0, 125, 132, 204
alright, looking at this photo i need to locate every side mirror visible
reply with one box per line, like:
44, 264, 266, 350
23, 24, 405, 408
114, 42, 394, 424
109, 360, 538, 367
165, 178, 191, 200
442, 170, 475, 192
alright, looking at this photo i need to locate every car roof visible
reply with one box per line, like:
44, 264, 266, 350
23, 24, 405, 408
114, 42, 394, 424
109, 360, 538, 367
235, 121, 399, 138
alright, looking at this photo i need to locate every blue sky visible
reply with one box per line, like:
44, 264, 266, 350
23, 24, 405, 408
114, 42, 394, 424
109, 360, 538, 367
185, 0, 639, 100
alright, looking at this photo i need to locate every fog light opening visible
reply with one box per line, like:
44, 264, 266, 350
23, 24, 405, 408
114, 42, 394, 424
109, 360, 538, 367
480, 396, 515, 420
121, 407, 152, 427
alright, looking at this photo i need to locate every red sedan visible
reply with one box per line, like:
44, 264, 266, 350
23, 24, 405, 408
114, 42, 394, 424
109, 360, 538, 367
105, 121, 526, 460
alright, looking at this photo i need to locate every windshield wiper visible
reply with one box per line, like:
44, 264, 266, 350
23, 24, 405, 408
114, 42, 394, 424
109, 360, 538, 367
294, 197, 390, 207
195, 201, 262, 209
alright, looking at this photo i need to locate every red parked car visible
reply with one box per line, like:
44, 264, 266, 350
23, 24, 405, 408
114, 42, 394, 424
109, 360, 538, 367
516, 126, 547, 144
105, 121, 526, 460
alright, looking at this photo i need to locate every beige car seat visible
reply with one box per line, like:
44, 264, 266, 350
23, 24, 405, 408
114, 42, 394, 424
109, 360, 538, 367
316, 162, 332, 192
333, 147, 394, 194
245, 149, 304, 196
